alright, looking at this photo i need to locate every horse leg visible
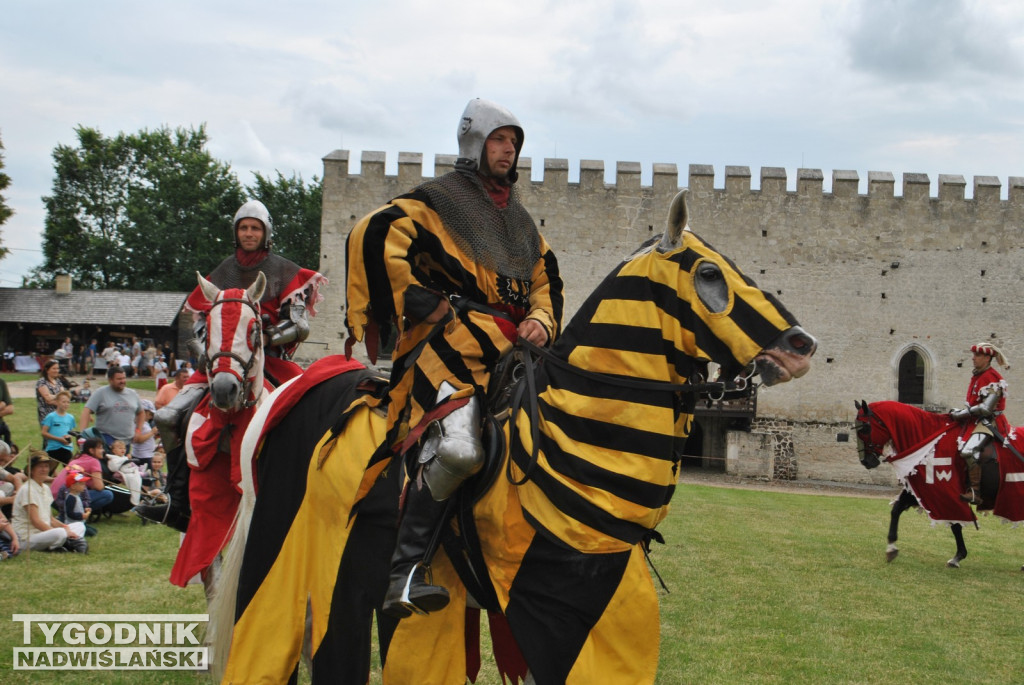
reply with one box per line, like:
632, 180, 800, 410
886, 491, 914, 562
946, 523, 967, 568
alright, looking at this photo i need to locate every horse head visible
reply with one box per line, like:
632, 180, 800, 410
559, 189, 816, 389
854, 399, 887, 469
854, 399, 957, 471
197, 271, 266, 412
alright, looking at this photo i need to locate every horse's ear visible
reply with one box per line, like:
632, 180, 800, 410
198, 271, 219, 302
247, 271, 267, 303
658, 189, 689, 253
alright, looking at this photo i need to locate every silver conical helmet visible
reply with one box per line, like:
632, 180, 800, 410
456, 98, 524, 182
233, 200, 274, 249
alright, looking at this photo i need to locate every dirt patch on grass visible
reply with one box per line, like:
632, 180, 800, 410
679, 469, 894, 499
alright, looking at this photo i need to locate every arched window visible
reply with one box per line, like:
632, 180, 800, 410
898, 350, 925, 404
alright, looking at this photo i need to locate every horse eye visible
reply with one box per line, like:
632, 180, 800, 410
694, 260, 730, 314
697, 264, 722, 282
246, 320, 260, 350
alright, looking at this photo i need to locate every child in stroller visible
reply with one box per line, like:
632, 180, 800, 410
71, 380, 91, 403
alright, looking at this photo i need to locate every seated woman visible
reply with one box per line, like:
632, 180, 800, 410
11, 452, 81, 552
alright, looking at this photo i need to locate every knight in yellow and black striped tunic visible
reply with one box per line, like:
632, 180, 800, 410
345, 98, 563, 618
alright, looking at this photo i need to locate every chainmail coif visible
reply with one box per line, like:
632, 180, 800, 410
418, 171, 541, 280
207, 253, 300, 304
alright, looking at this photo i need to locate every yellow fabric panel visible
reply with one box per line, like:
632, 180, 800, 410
590, 297, 701, 364
382, 551, 469, 685
522, 233, 560, 338
342, 201, 388, 343
514, 475, 632, 555
541, 384, 676, 431
473, 457, 537, 607
570, 344, 683, 385
565, 546, 660, 685
223, 405, 387, 684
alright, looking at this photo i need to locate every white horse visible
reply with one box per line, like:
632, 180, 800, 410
169, 272, 269, 594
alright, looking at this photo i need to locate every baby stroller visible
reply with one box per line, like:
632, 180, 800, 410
53, 348, 73, 376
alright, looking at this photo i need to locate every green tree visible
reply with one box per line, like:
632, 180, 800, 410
246, 171, 322, 270
36, 127, 135, 288
32, 125, 244, 291
124, 127, 244, 290
0, 132, 14, 261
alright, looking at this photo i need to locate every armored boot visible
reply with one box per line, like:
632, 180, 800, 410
960, 461, 983, 504
958, 433, 990, 505
132, 383, 206, 531
381, 386, 485, 618
381, 483, 451, 618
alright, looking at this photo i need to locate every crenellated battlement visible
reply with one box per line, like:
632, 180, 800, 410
309, 149, 1024, 487
321, 149, 1024, 204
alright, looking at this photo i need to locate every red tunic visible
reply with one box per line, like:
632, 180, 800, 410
964, 366, 1010, 436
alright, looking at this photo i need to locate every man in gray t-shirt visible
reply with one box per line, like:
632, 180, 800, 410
81, 368, 144, 447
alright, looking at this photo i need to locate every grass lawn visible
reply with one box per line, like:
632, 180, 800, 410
2, 479, 1022, 683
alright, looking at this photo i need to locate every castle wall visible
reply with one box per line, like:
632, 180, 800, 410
311, 150, 1024, 484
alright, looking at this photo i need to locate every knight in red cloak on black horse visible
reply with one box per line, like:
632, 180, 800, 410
134, 200, 326, 538
950, 342, 1011, 504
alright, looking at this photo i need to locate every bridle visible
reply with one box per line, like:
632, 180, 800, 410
854, 401, 886, 469
206, 294, 263, 409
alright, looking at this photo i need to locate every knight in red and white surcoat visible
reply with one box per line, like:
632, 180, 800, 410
135, 200, 326, 549
950, 342, 1010, 504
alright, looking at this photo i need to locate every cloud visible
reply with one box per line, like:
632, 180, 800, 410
844, 0, 1024, 82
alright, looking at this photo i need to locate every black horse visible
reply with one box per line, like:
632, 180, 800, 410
855, 400, 1011, 568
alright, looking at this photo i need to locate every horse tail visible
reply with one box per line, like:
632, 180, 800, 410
207, 490, 253, 681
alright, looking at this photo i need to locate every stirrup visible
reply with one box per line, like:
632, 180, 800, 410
959, 488, 981, 504
389, 563, 450, 617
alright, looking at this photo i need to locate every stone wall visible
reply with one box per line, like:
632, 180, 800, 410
310, 150, 1024, 484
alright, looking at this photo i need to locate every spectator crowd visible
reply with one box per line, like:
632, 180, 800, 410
0, 335, 184, 559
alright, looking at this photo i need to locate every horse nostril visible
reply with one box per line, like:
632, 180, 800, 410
787, 328, 817, 356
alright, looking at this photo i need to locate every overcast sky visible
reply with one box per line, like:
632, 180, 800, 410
2, 0, 1023, 286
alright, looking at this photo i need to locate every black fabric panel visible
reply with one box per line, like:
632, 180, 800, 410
543, 361, 679, 407
541, 249, 565, 338
313, 466, 401, 683
358, 204, 410, 325
402, 285, 444, 322
504, 533, 631, 685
